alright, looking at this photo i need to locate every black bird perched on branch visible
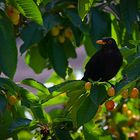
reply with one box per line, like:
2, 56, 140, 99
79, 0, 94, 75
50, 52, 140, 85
82, 37, 123, 82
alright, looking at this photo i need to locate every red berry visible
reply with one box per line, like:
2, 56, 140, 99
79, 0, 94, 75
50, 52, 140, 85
8, 95, 18, 105
105, 100, 115, 111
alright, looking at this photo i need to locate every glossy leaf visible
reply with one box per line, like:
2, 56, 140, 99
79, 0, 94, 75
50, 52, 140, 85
77, 95, 98, 126
70, 24, 82, 47
16, 0, 43, 25
47, 39, 68, 78
120, 46, 136, 59
90, 84, 107, 105
46, 80, 85, 102
83, 122, 100, 140
83, 34, 96, 56
56, 80, 85, 93
66, 89, 85, 112
25, 45, 46, 74
54, 127, 73, 140
20, 22, 43, 54
43, 14, 62, 33
0, 110, 13, 139
0, 95, 7, 112
64, 8, 87, 33
31, 104, 45, 119
90, 8, 111, 48
63, 39, 77, 59
71, 93, 86, 127
0, 11, 17, 79
124, 56, 140, 81
21, 78, 50, 96
19, 88, 39, 107
120, 0, 137, 33
0, 78, 20, 92
78, 0, 94, 20
9, 118, 31, 133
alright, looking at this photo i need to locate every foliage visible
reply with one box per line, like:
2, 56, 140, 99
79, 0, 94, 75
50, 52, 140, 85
0, 0, 140, 139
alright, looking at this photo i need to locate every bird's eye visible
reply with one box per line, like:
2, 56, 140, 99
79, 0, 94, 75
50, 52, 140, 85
108, 40, 112, 44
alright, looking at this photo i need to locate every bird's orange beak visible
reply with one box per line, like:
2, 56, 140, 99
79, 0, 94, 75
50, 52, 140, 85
96, 40, 106, 45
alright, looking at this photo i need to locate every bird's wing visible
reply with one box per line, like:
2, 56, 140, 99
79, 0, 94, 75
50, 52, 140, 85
85, 50, 102, 70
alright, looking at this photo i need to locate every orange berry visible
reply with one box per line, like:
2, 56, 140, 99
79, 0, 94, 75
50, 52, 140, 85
130, 88, 139, 98
8, 95, 18, 105
6, 5, 14, 17
121, 89, 129, 99
84, 82, 92, 90
64, 28, 73, 39
105, 100, 115, 111
107, 87, 115, 96
122, 104, 128, 113
58, 35, 65, 43
6, 5, 20, 25
51, 26, 60, 36
126, 110, 133, 118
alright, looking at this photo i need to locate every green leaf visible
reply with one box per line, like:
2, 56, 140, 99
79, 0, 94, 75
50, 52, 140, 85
54, 127, 73, 140
43, 14, 62, 33
66, 89, 85, 112
0, 78, 20, 92
124, 56, 140, 81
25, 45, 46, 74
90, 84, 107, 105
70, 23, 82, 46
45, 80, 85, 103
43, 93, 68, 107
83, 34, 96, 56
21, 78, 50, 96
0, 110, 13, 139
116, 56, 140, 93
0, 95, 7, 112
114, 112, 127, 124
77, 96, 98, 126
31, 104, 45, 119
20, 22, 43, 54
63, 39, 77, 59
90, 8, 111, 48
20, 88, 39, 107
78, 0, 94, 20
70, 93, 86, 127
120, 46, 136, 59
64, 8, 87, 33
129, 40, 140, 46
83, 122, 99, 140
9, 118, 31, 133
48, 80, 85, 95
16, 0, 43, 25
120, 0, 137, 34
99, 135, 112, 140
0, 11, 17, 79
47, 39, 68, 78
56, 80, 85, 93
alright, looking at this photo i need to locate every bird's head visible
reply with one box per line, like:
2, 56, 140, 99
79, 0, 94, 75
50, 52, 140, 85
96, 37, 117, 49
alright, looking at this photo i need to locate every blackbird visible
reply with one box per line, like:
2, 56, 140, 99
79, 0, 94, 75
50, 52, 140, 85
82, 37, 123, 82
